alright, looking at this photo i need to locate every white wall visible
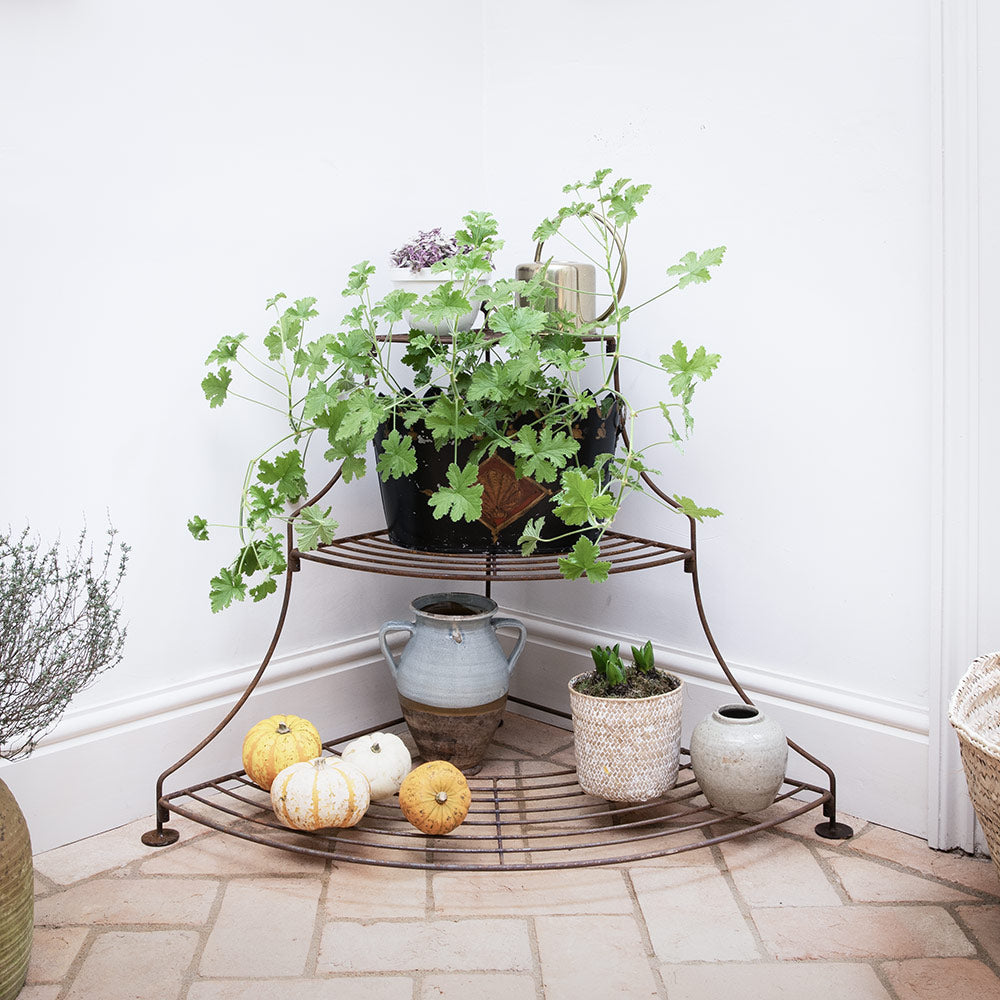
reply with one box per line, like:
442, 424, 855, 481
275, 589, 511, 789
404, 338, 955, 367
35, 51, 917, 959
0, 0, 968, 850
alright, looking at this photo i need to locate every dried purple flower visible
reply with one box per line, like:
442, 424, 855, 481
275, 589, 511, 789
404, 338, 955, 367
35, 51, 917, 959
390, 228, 471, 272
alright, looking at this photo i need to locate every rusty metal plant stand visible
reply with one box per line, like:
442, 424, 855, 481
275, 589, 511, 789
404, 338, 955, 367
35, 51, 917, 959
145, 315, 852, 863
142, 474, 853, 866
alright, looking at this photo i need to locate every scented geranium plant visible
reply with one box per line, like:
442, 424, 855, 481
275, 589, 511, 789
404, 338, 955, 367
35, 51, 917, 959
189, 168, 724, 612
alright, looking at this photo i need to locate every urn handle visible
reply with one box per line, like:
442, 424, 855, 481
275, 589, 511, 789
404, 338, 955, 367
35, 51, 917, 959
378, 620, 415, 679
491, 617, 527, 676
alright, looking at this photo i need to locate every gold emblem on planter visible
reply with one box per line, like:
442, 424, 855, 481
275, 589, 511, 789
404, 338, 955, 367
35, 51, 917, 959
475, 454, 550, 542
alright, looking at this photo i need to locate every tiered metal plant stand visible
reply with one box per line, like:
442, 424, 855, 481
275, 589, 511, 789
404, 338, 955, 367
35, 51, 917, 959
143, 465, 853, 869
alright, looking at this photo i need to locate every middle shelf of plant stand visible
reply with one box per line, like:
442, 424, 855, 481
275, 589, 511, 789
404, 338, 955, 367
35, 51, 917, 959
158, 719, 832, 872
295, 528, 692, 582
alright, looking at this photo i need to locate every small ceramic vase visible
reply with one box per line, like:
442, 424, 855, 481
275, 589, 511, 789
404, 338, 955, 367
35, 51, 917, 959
689, 704, 788, 813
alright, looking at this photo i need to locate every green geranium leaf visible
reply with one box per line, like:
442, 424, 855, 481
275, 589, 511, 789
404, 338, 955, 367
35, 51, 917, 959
201, 367, 232, 408
257, 449, 307, 502
265, 292, 287, 310
376, 428, 418, 481
209, 567, 246, 613
554, 469, 617, 526
339, 389, 389, 441
606, 182, 651, 228
517, 516, 545, 556
510, 426, 579, 484
263, 328, 284, 361
422, 395, 478, 445
340, 454, 366, 483
187, 515, 209, 541
558, 537, 611, 583
373, 289, 419, 324
295, 505, 338, 551
666, 246, 727, 290
467, 362, 506, 403
250, 577, 278, 602
205, 333, 247, 365
409, 283, 472, 326
253, 532, 286, 571
328, 328, 374, 375
294, 336, 333, 380
586, 168, 614, 190
302, 383, 341, 422
289, 296, 318, 320
342, 260, 376, 298
658, 341, 722, 402
672, 494, 723, 522
490, 305, 547, 353
428, 461, 483, 523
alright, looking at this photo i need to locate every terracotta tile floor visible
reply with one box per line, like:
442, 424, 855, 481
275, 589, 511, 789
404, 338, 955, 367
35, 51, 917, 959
25, 714, 1000, 1000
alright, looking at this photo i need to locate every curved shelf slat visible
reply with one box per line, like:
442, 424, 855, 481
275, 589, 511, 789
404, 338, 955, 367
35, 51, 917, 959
160, 746, 831, 872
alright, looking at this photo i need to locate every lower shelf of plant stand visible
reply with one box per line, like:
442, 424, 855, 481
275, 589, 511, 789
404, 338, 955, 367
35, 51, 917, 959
159, 736, 832, 872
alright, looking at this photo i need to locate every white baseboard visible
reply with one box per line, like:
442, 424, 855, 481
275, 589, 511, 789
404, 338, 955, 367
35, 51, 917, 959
2, 610, 932, 853
1, 635, 401, 854
506, 609, 931, 839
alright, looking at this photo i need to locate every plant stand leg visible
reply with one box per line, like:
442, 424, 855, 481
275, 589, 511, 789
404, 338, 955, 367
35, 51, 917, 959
141, 561, 296, 847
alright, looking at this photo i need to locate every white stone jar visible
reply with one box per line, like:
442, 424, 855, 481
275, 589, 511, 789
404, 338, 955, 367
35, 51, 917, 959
689, 704, 788, 813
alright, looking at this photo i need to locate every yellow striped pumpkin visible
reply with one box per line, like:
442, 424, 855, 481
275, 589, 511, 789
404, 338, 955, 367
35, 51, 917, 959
242, 714, 322, 791
270, 757, 371, 830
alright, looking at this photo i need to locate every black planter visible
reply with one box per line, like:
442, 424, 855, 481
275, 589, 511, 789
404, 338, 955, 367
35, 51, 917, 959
373, 403, 619, 554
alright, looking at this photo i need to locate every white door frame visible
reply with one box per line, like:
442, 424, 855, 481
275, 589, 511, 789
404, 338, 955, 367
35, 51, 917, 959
928, 0, 981, 852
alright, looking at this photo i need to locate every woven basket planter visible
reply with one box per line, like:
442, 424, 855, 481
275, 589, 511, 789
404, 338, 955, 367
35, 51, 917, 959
948, 651, 1000, 876
569, 672, 683, 802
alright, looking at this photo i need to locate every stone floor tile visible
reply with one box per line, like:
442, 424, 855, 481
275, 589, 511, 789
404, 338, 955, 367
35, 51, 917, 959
26, 926, 90, 984
848, 825, 1000, 897
753, 905, 976, 960
16, 987, 62, 1000
34, 877, 218, 925
743, 797, 866, 841
631, 865, 760, 962
432, 867, 633, 916
534, 914, 659, 999
141, 831, 326, 876
326, 864, 428, 918
33, 873, 55, 897
549, 745, 576, 767
661, 962, 892, 999
882, 957, 1000, 999
32, 814, 207, 885
718, 831, 842, 906
64, 930, 199, 1000
492, 713, 573, 755
199, 879, 321, 978
956, 903, 1000, 965
317, 919, 532, 973
420, 973, 537, 1000
188, 980, 413, 1000
829, 855, 978, 903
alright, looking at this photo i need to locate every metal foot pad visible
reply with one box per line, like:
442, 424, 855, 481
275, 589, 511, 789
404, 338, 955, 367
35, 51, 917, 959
815, 820, 854, 840
141, 828, 180, 847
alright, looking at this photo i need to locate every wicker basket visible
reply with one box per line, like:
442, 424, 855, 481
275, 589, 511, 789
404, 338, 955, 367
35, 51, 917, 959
948, 651, 1000, 873
569, 673, 683, 802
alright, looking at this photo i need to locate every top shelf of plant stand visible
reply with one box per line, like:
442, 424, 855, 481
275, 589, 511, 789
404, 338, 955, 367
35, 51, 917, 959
293, 529, 692, 583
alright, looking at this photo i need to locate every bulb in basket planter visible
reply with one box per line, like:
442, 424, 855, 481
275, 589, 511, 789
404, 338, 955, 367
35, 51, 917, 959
569, 640, 684, 802
389, 226, 486, 335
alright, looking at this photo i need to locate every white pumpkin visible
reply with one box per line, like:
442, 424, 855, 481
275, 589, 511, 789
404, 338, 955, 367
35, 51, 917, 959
340, 731, 412, 801
270, 756, 371, 830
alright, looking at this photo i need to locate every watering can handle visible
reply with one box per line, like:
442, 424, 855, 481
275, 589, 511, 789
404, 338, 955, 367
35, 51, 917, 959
492, 618, 528, 676
378, 621, 415, 680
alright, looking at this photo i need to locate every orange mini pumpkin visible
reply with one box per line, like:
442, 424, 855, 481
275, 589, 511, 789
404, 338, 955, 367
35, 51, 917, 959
398, 760, 471, 835
242, 714, 322, 790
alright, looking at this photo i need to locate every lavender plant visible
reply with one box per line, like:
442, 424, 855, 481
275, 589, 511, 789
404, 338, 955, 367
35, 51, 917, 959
190, 169, 725, 611
0, 525, 129, 760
